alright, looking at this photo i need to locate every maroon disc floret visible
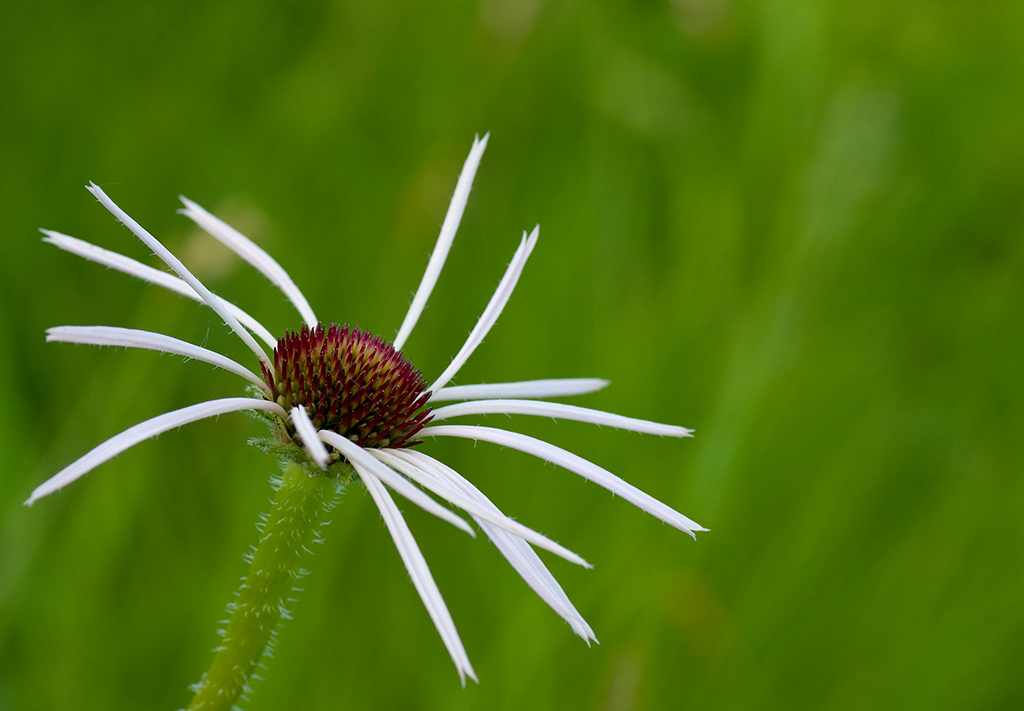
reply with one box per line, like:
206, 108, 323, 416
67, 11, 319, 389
261, 323, 432, 450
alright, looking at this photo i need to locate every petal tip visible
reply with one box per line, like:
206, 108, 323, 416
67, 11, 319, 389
685, 525, 709, 539
177, 195, 200, 215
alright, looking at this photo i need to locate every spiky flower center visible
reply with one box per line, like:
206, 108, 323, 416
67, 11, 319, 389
261, 323, 432, 450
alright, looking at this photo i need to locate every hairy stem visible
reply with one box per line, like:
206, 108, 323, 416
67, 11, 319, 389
186, 460, 344, 710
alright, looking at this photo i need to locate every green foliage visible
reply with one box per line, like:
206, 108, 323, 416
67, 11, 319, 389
1, 1, 1022, 709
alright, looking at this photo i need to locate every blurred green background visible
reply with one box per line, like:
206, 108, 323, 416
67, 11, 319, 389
2, 0, 1023, 709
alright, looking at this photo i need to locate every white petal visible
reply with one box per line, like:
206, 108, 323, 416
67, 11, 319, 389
179, 197, 318, 328
401, 449, 597, 643
372, 449, 590, 568
355, 465, 477, 685
317, 431, 473, 537
393, 134, 489, 352
289, 406, 330, 469
46, 326, 270, 395
430, 399, 693, 437
42, 231, 277, 347
430, 378, 610, 402
421, 425, 707, 537
481, 521, 597, 642
428, 225, 539, 393
26, 397, 286, 505
86, 183, 273, 372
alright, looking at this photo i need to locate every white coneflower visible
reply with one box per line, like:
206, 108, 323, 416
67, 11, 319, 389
30, 135, 705, 707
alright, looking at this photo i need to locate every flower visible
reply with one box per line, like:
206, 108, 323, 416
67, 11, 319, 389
29, 135, 706, 684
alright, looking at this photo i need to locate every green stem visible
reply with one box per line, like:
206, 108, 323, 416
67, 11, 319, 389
186, 460, 344, 711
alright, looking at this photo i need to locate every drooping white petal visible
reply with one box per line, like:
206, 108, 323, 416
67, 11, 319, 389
400, 449, 597, 643
484, 524, 597, 642
46, 326, 270, 395
430, 378, 610, 403
26, 397, 286, 505
428, 225, 539, 393
317, 431, 473, 537
421, 425, 707, 537
289, 406, 330, 469
86, 183, 273, 372
42, 231, 277, 347
179, 197, 318, 328
430, 399, 693, 437
354, 465, 477, 685
371, 449, 590, 568
394, 134, 489, 352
